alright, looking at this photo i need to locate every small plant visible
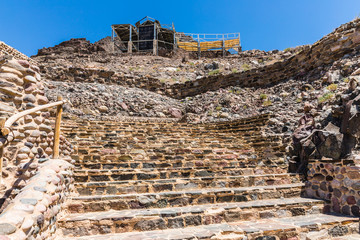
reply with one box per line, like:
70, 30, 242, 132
241, 63, 251, 71
160, 79, 166, 83
284, 47, 292, 52
343, 77, 349, 83
208, 69, 220, 75
243, 105, 247, 109
327, 84, 338, 91
296, 98, 302, 103
215, 106, 222, 111
232, 69, 238, 73
318, 92, 334, 103
189, 62, 195, 66
228, 89, 234, 93
258, 59, 264, 64
259, 93, 268, 100
129, 67, 134, 71
263, 100, 272, 106
176, 68, 181, 72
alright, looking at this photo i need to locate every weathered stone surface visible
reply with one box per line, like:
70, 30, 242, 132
317, 124, 343, 160
0, 103, 15, 113
0, 72, 23, 86
24, 75, 37, 84
0, 223, 16, 235
23, 94, 36, 103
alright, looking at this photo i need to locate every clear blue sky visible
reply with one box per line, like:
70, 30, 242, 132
1, 0, 360, 56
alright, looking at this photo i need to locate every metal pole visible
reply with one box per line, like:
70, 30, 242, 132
222, 34, 225, 57
238, 32, 241, 53
197, 34, 200, 59
128, 26, 133, 54
129, 26, 132, 41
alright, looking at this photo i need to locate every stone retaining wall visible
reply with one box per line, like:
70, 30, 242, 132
167, 19, 360, 98
0, 54, 73, 211
304, 159, 360, 217
0, 159, 74, 240
0, 42, 34, 64
34, 19, 360, 99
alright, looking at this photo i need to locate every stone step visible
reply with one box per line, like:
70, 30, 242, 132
58, 213, 359, 240
72, 158, 287, 171
71, 135, 270, 146
332, 234, 360, 239
62, 125, 265, 133
73, 166, 289, 182
62, 125, 264, 133
74, 173, 303, 195
58, 197, 325, 237
67, 183, 305, 213
73, 159, 249, 170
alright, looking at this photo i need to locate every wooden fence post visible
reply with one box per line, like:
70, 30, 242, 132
0, 118, 5, 184
53, 96, 63, 159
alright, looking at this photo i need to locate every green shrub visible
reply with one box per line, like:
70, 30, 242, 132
327, 84, 338, 91
232, 69, 238, 73
215, 106, 222, 111
343, 77, 349, 83
296, 98, 302, 103
208, 69, 220, 75
259, 94, 268, 100
318, 92, 334, 103
241, 64, 251, 71
263, 100, 272, 106
284, 47, 292, 52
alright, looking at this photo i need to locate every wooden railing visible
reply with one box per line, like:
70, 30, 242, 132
0, 96, 66, 183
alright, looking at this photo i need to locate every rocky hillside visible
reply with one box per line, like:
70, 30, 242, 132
32, 18, 360, 138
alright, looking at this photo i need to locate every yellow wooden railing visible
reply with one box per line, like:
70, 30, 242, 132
0, 96, 66, 183
178, 38, 240, 52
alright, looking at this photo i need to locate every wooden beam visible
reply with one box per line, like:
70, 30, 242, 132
53, 96, 63, 159
2, 100, 66, 136
0, 118, 5, 185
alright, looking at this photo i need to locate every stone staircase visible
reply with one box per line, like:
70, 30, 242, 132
55, 114, 359, 239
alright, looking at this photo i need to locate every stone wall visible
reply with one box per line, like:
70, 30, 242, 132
0, 159, 74, 240
304, 159, 360, 217
0, 54, 73, 211
167, 18, 360, 98
33, 18, 360, 100
0, 42, 35, 64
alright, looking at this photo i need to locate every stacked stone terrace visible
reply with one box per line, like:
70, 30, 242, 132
54, 114, 359, 239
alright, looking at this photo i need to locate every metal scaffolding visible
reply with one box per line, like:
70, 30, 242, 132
111, 16, 241, 57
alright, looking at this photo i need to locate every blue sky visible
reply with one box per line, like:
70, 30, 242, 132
1, 0, 360, 56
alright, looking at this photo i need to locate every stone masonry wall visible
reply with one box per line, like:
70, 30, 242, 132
167, 18, 360, 98
0, 42, 35, 64
33, 18, 360, 99
304, 159, 360, 217
0, 53, 73, 211
0, 159, 74, 240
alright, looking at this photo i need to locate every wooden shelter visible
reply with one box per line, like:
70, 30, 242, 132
111, 16, 241, 56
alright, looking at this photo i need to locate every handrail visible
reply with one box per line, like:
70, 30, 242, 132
0, 96, 66, 184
